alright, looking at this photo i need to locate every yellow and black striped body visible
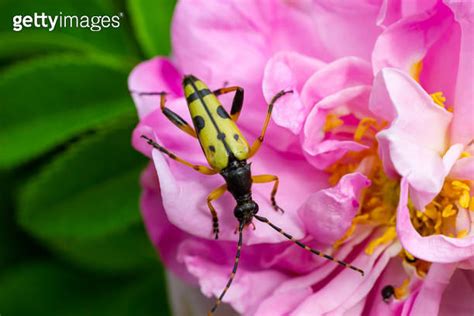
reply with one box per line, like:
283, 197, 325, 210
183, 75, 249, 171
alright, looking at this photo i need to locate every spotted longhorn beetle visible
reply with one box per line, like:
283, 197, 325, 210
132, 75, 364, 315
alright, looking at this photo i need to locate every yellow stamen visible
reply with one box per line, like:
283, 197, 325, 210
365, 227, 397, 255
442, 204, 457, 217
459, 190, 471, 209
430, 92, 447, 108
333, 214, 370, 249
404, 250, 415, 262
394, 278, 410, 299
323, 114, 344, 132
424, 206, 438, 220
410, 61, 423, 82
457, 229, 468, 238
452, 180, 470, 192
460, 151, 471, 158
469, 198, 474, 211
354, 117, 377, 142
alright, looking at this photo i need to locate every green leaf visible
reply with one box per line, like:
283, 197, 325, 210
127, 0, 176, 57
18, 124, 146, 241
49, 223, 158, 272
0, 55, 134, 168
0, 172, 32, 269
0, 262, 171, 316
17, 124, 157, 271
0, 0, 138, 60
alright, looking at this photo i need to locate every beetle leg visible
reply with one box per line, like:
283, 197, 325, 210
207, 184, 227, 239
248, 90, 293, 158
141, 135, 217, 175
213, 86, 244, 122
131, 91, 197, 138
252, 174, 285, 213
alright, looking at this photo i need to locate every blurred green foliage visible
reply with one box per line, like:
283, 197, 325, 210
0, 0, 175, 314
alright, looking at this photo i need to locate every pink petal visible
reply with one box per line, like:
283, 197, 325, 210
445, 0, 474, 145
371, 68, 454, 209
373, 3, 455, 77
171, 0, 330, 146
182, 247, 288, 315
363, 255, 411, 315
298, 172, 371, 244
450, 157, 474, 181
376, 0, 437, 27
397, 178, 474, 263
255, 230, 373, 315
410, 263, 457, 316
326, 243, 403, 315
439, 269, 474, 316
300, 57, 373, 111
139, 164, 196, 284
303, 139, 369, 170
293, 239, 401, 315
262, 51, 325, 134
311, 0, 383, 61
128, 58, 182, 119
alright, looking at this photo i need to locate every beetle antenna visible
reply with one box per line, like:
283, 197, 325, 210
254, 215, 364, 276
208, 222, 245, 316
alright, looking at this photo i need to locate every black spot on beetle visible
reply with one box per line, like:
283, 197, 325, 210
193, 116, 205, 133
209, 145, 216, 152
217, 133, 226, 140
217, 106, 230, 119
233, 134, 239, 141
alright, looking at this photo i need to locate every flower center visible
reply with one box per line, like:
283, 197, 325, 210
324, 97, 470, 285
326, 116, 400, 253
408, 179, 473, 239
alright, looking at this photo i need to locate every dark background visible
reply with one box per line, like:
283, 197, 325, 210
0, 0, 174, 314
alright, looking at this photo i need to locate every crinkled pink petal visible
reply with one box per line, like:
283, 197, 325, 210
450, 157, 474, 181
311, 0, 383, 61
445, 0, 474, 145
376, 0, 437, 27
439, 268, 474, 316
373, 3, 454, 77
173, 0, 329, 87
171, 0, 330, 148
263, 51, 325, 134
455, 207, 473, 238
139, 163, 196, 284
304, 139, 369, 170
259, 239, 331, 275
298, 172, 371, 244
363, 255, 410, 316
397, 178, 474, 262
293, 238, 401, 315
371, 68, 455, 209
316, 85, 372, 117
255, 230, 372, 315
326, 243, 403, 316
182, 248, 288, 315
300, 57, 373, 111
128, 57, 182, 119
418, 13, 460, 109
409, 263, 457, 316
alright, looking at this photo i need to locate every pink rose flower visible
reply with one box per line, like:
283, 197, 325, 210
130, 0, 473, 315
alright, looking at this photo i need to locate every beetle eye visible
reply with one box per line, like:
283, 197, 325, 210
234, 207, 244, 218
